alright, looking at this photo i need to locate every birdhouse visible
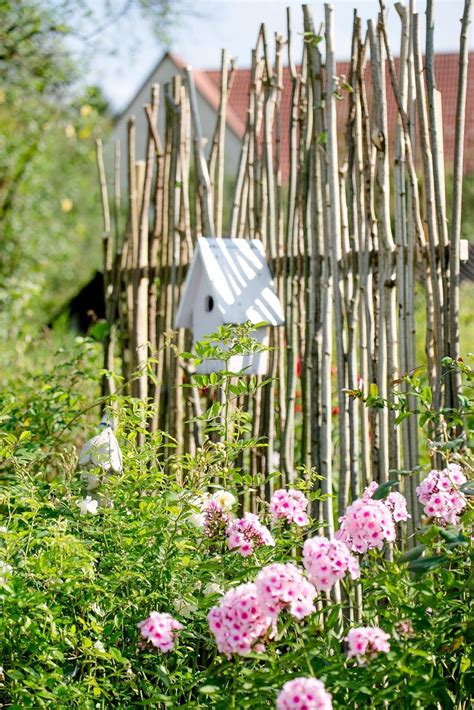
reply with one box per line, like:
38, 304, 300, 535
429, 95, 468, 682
174, 237, 284, 374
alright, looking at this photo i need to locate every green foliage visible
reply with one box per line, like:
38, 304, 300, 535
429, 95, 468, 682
0, 335, 472, 707
0, 1, 110, 343
354, 354, 474, 470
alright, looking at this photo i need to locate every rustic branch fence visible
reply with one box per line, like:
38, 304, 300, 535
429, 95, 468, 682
96, 1, 472, 530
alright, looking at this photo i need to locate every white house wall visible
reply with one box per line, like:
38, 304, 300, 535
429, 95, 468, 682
109, 56, 243, 198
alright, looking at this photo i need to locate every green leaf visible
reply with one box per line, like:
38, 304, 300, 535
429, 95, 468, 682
460, 481, 474, 496
408, 555, 448, 573
89, 320, 111, 342
372, 479, 399, 499
394, 411, 411, 425
421, 385, 433, 406
199, 686, 220, 695
439, 527, 467, 544
430, 437, 464, 450
369, 382, 379, 397
398, 544, 426, 562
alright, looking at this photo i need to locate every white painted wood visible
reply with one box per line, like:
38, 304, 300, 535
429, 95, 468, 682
175, 237, 284, 374
175, 237, 284, 327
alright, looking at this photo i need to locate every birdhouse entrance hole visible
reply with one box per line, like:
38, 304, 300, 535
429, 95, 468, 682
205, 295, 214, 312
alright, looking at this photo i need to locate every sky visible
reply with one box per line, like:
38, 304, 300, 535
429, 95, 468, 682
81, 0, 474, 114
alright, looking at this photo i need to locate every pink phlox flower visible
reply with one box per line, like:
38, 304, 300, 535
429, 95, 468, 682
395, 619, 415, 639
226, 513, 275, 557
362, 481, 379, 500
276, 677, 333, 710
255, 563, 316, 624
336, 496, 396, 553
138, 612, 183, 653
384, 492, 410, 522
346, 626, 390, 663
207, 582, 271, 658
302, 536, 360, 592
270, 488, 309, 527
363, 482, 410, 522
446, 463, 467, 487
202, 498, 233, 538
416, 465, 467, 525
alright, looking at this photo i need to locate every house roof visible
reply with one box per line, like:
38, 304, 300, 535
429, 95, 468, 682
174, 237, 285, 328
204, 53, 474, 178
116, 50, 474, 177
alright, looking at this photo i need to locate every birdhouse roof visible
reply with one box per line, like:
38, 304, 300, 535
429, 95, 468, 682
174, 237, 285, 328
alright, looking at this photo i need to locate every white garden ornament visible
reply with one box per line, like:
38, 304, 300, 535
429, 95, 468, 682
78, 417, 123, 491
76, 496, 99, 515
174, 237, 284, 374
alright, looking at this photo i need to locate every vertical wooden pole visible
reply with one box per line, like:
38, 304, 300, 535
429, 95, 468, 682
96, 138, 116, 400
450, 0, 472, 404
135, 86, 159, 414
345, 12, 362, 501
282, 7, 300, 482
185, 66, 216, 237
414, 13, 443, 418
426, 0, 450, 394
127, 117, 138, 388
209, 49, 230, 237
322, 2, 339, 533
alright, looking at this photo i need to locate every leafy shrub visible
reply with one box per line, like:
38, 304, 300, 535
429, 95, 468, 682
0, 342, 472, 708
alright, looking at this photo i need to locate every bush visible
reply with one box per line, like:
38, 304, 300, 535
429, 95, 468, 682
0, 341, 472, 708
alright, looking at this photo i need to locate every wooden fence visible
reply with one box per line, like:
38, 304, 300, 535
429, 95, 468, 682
96, 1, 472, 530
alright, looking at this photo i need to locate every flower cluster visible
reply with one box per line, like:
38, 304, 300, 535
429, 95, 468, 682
190, 489, 237, 537
211, 490, 237, 510
255, 563, 316, 623
336, 483, 410, 554
270, 488, 309, 527
346, 626, 390, 663
276, 677, 333, 710
363, 482, 410, 523
207, 563, 317, 658
203, 582, 224, 597
395, 619, 415, 639
138, 612, 183, 653
302, 536, 360, 592
384, 492, 411, 522
336, 497, 396, 553
416, 464, 467, 524
207, 583, 272, 658
226, 513, 275, 557
202, 499, 233, 538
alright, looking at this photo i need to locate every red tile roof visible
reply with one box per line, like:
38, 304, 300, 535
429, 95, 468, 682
202, 52, 474, 178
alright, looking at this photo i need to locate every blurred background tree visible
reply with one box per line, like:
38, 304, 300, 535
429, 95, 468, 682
0, 0, 181, 346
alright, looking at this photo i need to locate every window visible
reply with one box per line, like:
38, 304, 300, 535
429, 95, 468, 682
205, 295, 214, 312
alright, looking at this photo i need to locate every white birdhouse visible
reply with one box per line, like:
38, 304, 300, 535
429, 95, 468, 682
174, 237, 284, 374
